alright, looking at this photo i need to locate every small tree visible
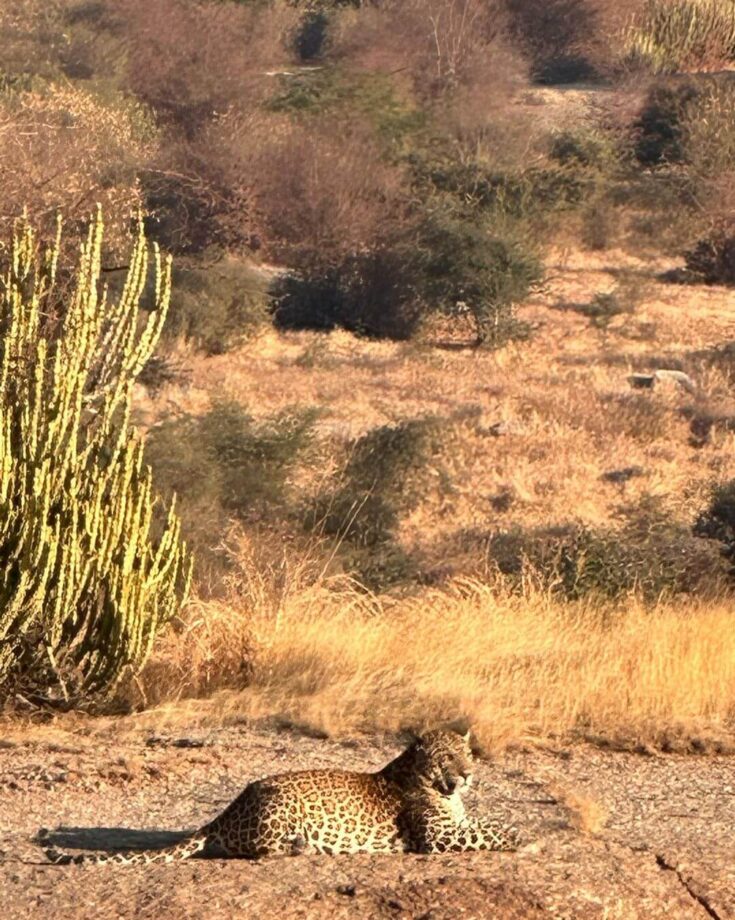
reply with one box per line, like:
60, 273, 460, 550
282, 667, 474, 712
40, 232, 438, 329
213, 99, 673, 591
0, 210, 191, 702
416, 205, 543, 346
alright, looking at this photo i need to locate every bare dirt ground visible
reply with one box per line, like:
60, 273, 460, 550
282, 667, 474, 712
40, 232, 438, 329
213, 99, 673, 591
1, 718, 733, 919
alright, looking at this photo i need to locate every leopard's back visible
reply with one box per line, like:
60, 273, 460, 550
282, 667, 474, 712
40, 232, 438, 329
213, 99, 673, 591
212, 769, 406, 856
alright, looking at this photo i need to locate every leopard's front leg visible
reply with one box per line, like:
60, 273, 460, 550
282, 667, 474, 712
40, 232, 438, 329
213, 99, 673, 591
413, 812, 521, 853
455, 816, 520, 851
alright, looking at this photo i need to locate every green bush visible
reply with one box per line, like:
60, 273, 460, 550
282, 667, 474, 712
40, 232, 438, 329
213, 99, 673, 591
549, 128, 620, 172
271, 248, 421, 341
309, 418, 447, 589
295, 10, 331, 60
312, 418, 445, 548
632, 78, 735, 262
0, 212, 191, 702
487, 511, 724, 601
416, 205, 543, 346
685, 220, 735, 285
636, 77, 735, 169
146, 401, 316, 581
695, 480, 735, 568
165, 259, 270, 354
504, 0, 602, 84
634, 79, 701, 166
411, 146, 591, 220
267, 69, 423, 144
148, 401, 316, 514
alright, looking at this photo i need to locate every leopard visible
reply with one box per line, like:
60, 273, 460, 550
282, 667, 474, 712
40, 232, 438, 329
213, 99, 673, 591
42, 728, 520, 865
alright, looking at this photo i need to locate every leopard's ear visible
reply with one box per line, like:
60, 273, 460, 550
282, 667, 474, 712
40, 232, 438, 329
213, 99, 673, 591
462, 730, 471, 743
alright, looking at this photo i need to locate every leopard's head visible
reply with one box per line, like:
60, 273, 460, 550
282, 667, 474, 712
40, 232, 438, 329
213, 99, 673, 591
411, 729, 474, 797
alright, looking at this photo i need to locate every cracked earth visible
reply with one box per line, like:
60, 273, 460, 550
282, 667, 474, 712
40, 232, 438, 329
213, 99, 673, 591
1, 720, 733, 918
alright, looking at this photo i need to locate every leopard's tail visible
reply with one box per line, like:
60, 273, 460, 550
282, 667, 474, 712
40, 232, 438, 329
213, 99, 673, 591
40, 826, 212, 866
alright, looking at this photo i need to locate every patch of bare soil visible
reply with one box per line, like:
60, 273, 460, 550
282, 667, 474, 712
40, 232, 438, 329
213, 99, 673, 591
1, 721, 734, 919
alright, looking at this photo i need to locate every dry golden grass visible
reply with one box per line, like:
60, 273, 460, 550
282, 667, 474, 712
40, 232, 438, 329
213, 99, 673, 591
132, 561, 735, 752
129, 246, 735, 749
141, 246, 735, 581
548, 784, 609, 836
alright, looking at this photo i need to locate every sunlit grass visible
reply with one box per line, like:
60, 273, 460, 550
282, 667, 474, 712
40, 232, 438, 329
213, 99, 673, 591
624, 0, 735, 73
133, 559, 735, 752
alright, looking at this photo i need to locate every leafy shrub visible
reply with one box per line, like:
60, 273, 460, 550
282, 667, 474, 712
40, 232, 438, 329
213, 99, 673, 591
146, 402, 316, 582
0, 212, 191, 703
636, 77, 735, 173
295, 9, 331, 60
271, 248, 421, 340
685, 220, 735, 285
504, 0, 602, 83
412, 142, 598, 219
549, 524, 714, 600
312, 418, 445, 548
549, 128, 620, 172
148, 401, 316, 516
165, 259, 270, 354
695, 480, 735, 568
267, 69, 423, 144
634, 79, 701, 166
488, 512, 724, 601
416, 205, 543, 346
273, 199, 543, 346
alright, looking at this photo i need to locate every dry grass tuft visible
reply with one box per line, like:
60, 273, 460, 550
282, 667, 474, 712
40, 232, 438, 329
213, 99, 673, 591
548, 784, 609, 835
133, 570, 735, 753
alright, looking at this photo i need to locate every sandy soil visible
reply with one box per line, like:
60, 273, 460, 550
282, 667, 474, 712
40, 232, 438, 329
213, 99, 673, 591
1, 719, 733, 919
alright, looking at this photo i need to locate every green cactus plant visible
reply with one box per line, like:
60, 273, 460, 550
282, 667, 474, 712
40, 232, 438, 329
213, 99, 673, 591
0, 209, 192, 702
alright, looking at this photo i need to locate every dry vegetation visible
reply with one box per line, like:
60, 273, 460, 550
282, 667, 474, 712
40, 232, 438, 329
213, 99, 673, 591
129, 246, 735, 750
136, 578, 735, 753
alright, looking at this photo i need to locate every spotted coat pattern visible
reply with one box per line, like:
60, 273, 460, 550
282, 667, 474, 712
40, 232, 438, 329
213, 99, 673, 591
42, 729, 520, 865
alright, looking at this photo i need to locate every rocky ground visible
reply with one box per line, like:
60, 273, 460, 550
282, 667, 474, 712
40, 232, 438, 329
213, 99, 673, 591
0, 719, 733, 919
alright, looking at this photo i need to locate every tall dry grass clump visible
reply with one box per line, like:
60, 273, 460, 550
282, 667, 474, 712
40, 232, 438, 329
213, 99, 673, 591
624, 0, 735, 73
136, 555, 735, 751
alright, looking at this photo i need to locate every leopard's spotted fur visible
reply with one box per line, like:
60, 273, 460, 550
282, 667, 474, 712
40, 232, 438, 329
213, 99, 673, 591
42, 729, 519, 865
